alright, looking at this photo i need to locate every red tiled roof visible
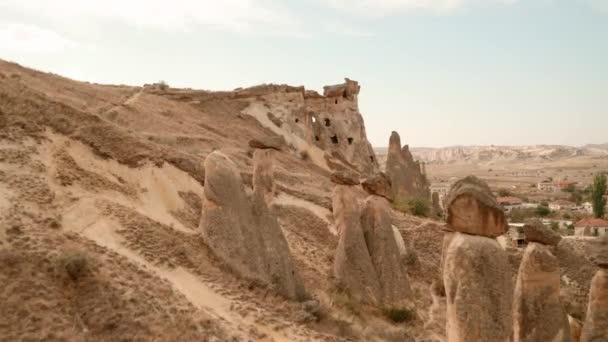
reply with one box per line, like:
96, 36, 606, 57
496, 196, 523, 204
575, 218, 608, 227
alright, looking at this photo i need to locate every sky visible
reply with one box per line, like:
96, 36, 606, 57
1, 0, 607, 148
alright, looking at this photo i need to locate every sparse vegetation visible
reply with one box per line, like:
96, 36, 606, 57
384, 307, 416, 323
591, 173, 607, 218
393, 197, 430, 217
497, 188, 512, 197
158, 80, 168, 91
58, 251, 88, 281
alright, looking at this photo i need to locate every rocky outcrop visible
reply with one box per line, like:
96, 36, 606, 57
332, 186, 410, 307
200, 151, 305, 300
443, 233, 513, 342
252, 149, 275, 206
443, 176, 512, 342
581, 235, 608, 342
332, 185, 381, 305
330, 170, 360, 186
581, 269, 608, 342
361, 172, 392, 200
445, 176, 507, 238
248, 136, 286, 151
432, 192, 443, 217
385, 131, 430, 202
513, 241, 571, 342
360, 196, 411, 306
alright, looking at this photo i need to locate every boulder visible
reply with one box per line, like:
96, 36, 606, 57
443, 233, 513, 342
523, 219, 562, 246
361, 172, 392, 200
581, 269, 608, 342
201, 151, 305, 300
248, 135, 286, 151
588, 235, 608, 268
330, 170, 360, 186
360, 196, 411, 306
385, 131, 430, 201
332, 185, 381, 305
445, 176, 507, 238
513, 242, 571, 342
252, 149, 275, 205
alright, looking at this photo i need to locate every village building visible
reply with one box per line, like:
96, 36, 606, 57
497, 196, 523, 214
574, 218, 608, 237
549, 199, 577, 211
537, 180, 578, 192
507, 223, 526, 247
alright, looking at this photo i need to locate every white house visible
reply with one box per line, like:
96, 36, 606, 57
574, 218, 608, 237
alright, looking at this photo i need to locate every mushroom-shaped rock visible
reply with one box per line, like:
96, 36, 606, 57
248, 135, 286, 151
513, 242, 571, 342
443, 233, 513, 342
362, 172, 393, 200
332, 185, 382, 305
523, 219, 562, 246
588, 234, 608, 268
201, 151, 305, 300
360, 196, 411, 306
446, 176, 507, 238
581, 269, 608, 342
330, 170, 360, 186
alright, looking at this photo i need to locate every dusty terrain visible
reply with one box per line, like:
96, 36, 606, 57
0, 60, 448, 341
1, 59, 602, 341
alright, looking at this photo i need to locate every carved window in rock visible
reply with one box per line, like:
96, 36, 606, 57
324, 118, 331, 127
331, 135, 339, 144
347, 137, 354, 145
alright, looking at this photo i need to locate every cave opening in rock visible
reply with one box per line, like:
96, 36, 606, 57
331, 135, 338, 144
315, 136, 319, 141
347, 137, 353, 145
295, 118, 299, 123
324, 118, 331, 127
369, 156, 374, 162
335, 99, 338, 104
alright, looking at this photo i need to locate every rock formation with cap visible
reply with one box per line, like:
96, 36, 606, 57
200, 150, 305, 300
513, 220, 571, 342
442, 176, 512, 342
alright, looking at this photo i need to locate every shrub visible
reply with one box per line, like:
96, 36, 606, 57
298, 149, 309, 161
536, 206, 551, 217
384, 308, 416, 323
393, 197, 430, 217
497, 188, 512, 197
58, 251, 88, 281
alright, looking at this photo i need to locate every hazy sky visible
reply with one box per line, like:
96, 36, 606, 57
1, 0, 607, 147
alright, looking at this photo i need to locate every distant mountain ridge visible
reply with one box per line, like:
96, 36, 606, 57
374, 144, 608, 164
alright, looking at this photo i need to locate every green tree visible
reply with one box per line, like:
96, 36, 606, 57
536, 205, 551, 217
591, 174, 607, 218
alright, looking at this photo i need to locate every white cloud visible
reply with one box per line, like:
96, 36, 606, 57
318, 0, 517, 16
0, 0, 300, 34
0, 21, 75, 53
